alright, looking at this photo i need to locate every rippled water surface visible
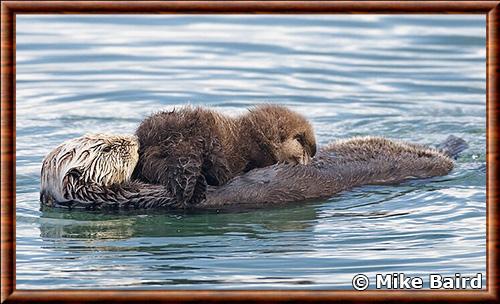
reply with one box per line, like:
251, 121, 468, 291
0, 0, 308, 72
16, 15, 486, 289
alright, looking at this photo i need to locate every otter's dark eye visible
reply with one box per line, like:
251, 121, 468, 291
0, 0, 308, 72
294, 134, 305, 146
102, 146, 112, 153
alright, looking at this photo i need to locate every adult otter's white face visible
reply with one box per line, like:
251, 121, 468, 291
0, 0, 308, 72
40, 133, 139, 202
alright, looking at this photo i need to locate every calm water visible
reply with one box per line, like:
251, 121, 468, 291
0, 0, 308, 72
16, 15, 486, 290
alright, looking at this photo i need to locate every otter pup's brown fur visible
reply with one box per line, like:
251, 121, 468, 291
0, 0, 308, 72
134, 105, 316, 207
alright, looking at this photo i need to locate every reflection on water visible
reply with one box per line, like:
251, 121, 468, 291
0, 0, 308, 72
16, 15, 486, 289
38, 205, 320, 240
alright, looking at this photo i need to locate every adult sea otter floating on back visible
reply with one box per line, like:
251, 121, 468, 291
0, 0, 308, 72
40, 133, 467, 211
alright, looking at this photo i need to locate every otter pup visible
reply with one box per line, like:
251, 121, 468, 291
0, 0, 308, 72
40, 134, 467, 211
134, 105, 317, 207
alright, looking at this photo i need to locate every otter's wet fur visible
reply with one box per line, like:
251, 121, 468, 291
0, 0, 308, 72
40, 134, 467, 211
40, 134, 179, 209
40, 134, 139, 206
134, 105, 317, 207
200, 136, 466, 210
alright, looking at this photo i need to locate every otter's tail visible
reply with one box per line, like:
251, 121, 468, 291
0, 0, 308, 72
435, 135, 468, 159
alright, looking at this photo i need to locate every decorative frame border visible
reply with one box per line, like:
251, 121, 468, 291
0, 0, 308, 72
1, 1, 498, 303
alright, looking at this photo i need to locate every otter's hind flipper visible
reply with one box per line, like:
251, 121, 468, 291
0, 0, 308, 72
435, 135, 468, 159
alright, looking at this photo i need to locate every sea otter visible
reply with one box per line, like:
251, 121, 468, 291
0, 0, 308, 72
40, 133, 139, 206
134, 105, 317, 207
40, 133, 467, 211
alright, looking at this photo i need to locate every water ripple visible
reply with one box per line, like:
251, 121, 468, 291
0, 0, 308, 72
16, 15, 485, 290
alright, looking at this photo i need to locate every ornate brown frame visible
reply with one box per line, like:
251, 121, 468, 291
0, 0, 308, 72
1, 1, 498, 303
